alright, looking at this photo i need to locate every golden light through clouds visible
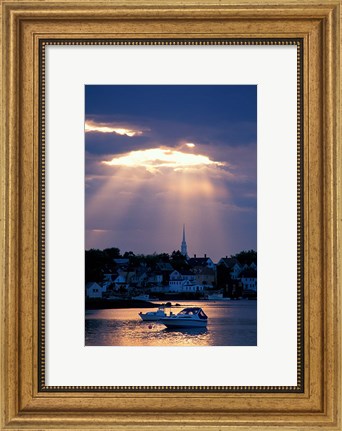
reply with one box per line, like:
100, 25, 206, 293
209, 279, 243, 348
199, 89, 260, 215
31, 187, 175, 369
85, 120, 144, 137
102, 147, 224, 173
85, 144, 232, 255
85, 85, 257, 259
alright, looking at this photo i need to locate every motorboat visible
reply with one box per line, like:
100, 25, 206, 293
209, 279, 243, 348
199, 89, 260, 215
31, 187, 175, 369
160, 307, 208, 328
139, 306, 167, 321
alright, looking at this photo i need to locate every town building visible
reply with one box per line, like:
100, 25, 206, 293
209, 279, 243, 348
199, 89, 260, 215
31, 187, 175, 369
156, 262, 174, 285
168, 270, 203, 292
113, 271, 135, 290
156, 262, 174, 272
240, 268, 257, 291
192, 266, 216, 288
147, 272, 163, 285
130, 269, 149, 287
85, 282, 106, 298
217, 257, 242, 279
188, 254, 215, 270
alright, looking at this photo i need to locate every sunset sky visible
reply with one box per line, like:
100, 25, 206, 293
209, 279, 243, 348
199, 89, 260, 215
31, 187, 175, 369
85, 85, 257, 261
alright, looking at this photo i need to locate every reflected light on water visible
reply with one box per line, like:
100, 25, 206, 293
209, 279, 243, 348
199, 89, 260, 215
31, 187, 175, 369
85, 300, 257, 347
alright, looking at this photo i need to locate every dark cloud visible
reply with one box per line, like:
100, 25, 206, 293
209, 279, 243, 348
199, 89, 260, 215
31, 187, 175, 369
85, 131, 151, 156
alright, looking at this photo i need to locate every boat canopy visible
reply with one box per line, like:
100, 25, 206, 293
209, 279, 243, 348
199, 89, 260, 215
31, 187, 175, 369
178, 307, 208, 319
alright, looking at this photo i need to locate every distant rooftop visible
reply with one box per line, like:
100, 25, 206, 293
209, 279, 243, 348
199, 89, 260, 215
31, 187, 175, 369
156, 262, 174, 271
218, 257, 241, 268
188, 256, 213, 267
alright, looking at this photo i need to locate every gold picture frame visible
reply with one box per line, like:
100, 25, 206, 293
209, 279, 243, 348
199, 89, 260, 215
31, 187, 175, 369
0, 0, 341, 429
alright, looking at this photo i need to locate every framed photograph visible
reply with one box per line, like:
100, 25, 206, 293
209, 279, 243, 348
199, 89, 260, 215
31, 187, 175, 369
1, 0, 341, 429
84, 84, 258, 351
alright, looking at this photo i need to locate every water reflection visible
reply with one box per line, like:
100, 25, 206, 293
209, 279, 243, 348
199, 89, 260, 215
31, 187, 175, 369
162, 327, 208, 336
85, 300, 257, 346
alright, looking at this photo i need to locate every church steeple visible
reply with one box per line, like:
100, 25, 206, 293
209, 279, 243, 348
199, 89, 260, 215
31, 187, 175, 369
181, 224, 188, 257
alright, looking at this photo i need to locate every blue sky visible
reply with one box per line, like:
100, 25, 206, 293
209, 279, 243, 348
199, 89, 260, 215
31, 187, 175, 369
85, 85, 257, 261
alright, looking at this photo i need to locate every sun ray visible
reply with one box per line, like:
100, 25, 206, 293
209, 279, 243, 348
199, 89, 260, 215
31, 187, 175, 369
86, 141, 246, 260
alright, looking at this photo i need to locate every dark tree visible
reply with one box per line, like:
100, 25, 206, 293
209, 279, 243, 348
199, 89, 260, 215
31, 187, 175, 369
231, 250, 257, 266
103, 247, 121, 259
159, 253, 170, 263
123, 251, 135, 258
85, 249, 107, 282
170, 250, 189, 271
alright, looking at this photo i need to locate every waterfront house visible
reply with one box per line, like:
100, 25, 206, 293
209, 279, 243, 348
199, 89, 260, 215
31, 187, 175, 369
168, 278, 204, 293
168, 270, 203, 292
240, 268, 257, 291
192, 266, 216, 288
85, 282, 106, 299
113, 271, 135, 290
250, 262, 257, 270
169, 270, 195, 282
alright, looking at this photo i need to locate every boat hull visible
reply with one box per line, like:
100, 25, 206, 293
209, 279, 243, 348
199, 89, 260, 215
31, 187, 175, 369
160, 318, 207, 328
139, 315, 165, 322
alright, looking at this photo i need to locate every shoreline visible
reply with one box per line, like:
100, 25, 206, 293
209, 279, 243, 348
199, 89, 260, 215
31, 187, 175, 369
85, 297, 256, 310
85, 298, 163, 310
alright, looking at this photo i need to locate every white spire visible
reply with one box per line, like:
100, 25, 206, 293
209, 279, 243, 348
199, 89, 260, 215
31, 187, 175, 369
181, 224, 188, 257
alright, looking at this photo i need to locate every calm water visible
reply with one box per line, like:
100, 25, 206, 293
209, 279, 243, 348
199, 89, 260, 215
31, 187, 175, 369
85, 300, 257, 346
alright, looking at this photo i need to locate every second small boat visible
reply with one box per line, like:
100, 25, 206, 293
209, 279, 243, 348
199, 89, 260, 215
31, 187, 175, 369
139, 306, 167, 321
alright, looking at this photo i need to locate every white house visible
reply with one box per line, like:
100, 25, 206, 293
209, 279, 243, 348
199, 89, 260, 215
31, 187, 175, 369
250, 262, 257, 270
240, 269, 257, 291
169, 270, 186, 290
86, 282, 106, 298
168, 270, 203, 292
169, 270, 194, 288
170, 270, 195, 281
168, 279, 204, 293
113, 272, 134, 290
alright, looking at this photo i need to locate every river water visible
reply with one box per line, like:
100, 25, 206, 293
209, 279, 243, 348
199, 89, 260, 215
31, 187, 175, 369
85, 300, 257, 346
